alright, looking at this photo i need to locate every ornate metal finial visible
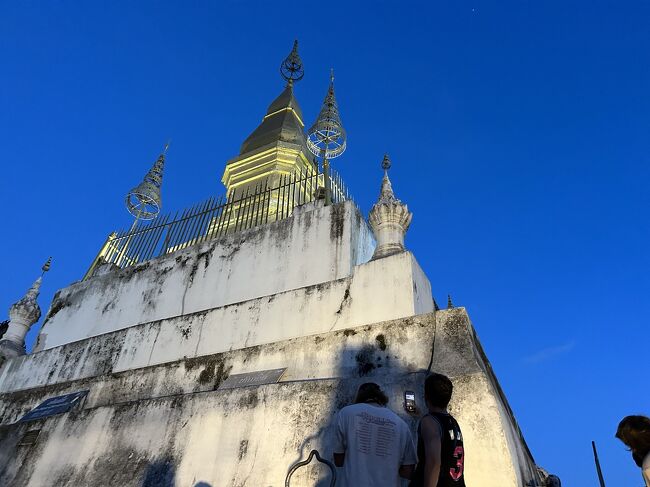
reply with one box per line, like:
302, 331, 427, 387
280, 40, 304, 86
382, 154, 392, 172
307, 71, 346, 160
41, 257, 52, 275
307, 71, 347, 205
125, 144, 167, 221
447, 294, 454, 309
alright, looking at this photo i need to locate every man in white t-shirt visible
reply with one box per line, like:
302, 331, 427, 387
333, 383, 417, 487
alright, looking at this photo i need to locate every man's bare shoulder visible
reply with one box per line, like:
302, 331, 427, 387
420, 415, 442, 438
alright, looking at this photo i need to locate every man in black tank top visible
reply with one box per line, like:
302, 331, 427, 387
410, 373, 466, 487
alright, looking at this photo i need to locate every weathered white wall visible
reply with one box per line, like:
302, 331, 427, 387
115, 250, 432, 374
35, 201, 375, 351
0, 311, 542, 487
0, 196, 547, 486
0, 251, 431, 394
429, 309, 541, 485
0, 314, 440, 425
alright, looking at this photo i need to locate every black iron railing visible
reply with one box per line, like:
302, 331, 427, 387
84, 169, 350, 278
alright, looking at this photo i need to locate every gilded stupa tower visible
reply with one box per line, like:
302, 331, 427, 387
222, 41, 316, 201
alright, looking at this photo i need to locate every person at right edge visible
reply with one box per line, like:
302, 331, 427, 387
410, 373, 466, 487
616, 415, 650, 486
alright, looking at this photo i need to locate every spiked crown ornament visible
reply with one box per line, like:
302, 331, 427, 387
125, 143, 168, 221
0, 257, 52, 359
368, 154, 412, 259
307, 70, 347, 205
307, 70, 347, 160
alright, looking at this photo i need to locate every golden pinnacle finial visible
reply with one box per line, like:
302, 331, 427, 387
41, 257, 52, 275
163, 140, 171, 155
330, 68, 335, 85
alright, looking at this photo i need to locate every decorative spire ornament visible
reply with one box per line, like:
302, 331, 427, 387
0, 258, 52, 360
280, 40, 304, 86
307, 70, 347, 205
368, 154, 412, 260
447, 294, 454, 309
125, 142, 169, 224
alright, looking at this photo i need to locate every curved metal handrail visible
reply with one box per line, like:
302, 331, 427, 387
285, 449, 337, 487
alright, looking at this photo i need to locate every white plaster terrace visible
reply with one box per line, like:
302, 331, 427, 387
0, 248, 432, 394
34, 200, 380, 352
2, 200, 431, 392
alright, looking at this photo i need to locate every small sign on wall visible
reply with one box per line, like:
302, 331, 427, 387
20, 390, 89, 422
218, 368, 286, 390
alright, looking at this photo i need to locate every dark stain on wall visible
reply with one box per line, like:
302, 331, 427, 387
242, 345, 262, 364
46, 292, 72, 321
179, 325, 192, 339
238, 440, 248, 461
335, 286, 351, 315
355, 345, 377, 376
213, 361, 231, 390
237, 390, 259, 409
188, 261, 200, 287
122, 262, 152, 277
197, 360, 216, 385
329, 203, 346, 241
198, 246, 215, 272
102, 301, 116, 314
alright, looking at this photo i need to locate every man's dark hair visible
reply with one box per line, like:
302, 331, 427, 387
354, 382, 389, 406
424, 373, 453, 408
616, 415, 650, 462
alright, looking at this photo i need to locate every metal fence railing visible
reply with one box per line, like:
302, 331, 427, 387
84, 169, 350, 278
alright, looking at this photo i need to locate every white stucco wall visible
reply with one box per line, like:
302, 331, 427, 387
35, 201, 375, 351
0, 311, 543, 487
0, 193, 548, 486
115, 250, 432, 374
0, 251, 431, 393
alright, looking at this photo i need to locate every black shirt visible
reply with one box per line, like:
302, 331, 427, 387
410, 412, 466, 487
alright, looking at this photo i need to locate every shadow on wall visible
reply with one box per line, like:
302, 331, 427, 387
141, 455, 211, 487
285, 335, 430, 487
141, 457, 211, 487
136, 328, 431, 487
141, 457, 176, 487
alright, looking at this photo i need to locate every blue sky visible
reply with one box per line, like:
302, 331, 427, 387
1, 1, 648, 485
